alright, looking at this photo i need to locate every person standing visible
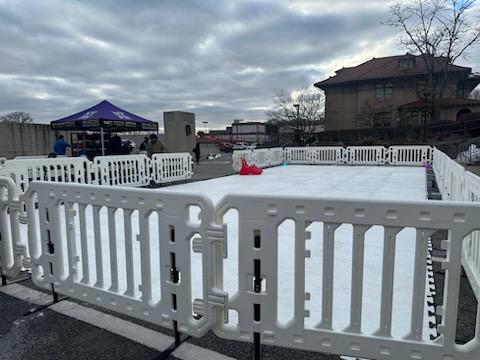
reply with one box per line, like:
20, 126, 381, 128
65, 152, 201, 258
107, 134, 123, 155
139, 137, 149, 152
192, 143, 200, 164
53, 135, 70, 155
146, 134, 167, 157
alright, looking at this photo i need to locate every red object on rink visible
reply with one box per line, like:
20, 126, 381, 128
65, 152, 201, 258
239, 158, 263, 175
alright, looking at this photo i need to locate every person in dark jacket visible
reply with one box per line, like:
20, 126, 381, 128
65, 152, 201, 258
192, 143, 200, 164
107, 134, 123, 155
139, 137, 149, 152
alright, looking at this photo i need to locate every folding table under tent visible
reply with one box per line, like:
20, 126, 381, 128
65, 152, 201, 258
50, 100, 159, 155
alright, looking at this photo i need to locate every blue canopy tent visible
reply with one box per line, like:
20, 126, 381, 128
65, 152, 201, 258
51, 100, 158, 155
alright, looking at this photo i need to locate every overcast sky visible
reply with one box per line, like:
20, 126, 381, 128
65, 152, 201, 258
1, 0, 479, 130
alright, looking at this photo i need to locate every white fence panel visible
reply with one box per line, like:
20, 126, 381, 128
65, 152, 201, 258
151, 153, 193, 184
0, 157, 92, 194
232, 150, 255, 172
309, 147, 344, 164
432, 147, 480, 302
461, 171, 480, 300
269, 148, 284, 167
284, 147, 312, 164
0, 177, 28, 279
93, 155, 151, 187
346, 146, 388, 165
254, 149, 271, 168
212, 194, 480, 360
389, 146, 433, 166
24, 181, 222, 337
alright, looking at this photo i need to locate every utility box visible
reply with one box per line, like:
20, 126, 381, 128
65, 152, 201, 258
163, 111, 196, 153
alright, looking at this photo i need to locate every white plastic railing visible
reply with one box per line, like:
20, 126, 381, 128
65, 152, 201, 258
269, 148, 284, 167
0, 157, 92, 194
0, 153, 193, 194
232, 150, 256, 172
233, 145, 433, 171
389, 145, 433, 166
93, 154, 151, 187
0, 175, 479, 359
0, 179, 477, 359
22, 181, 219, 337
346, 146, 388, 165
151, 153, 193, 184
0, 177, 28, 278
213, 194, 480, 360
433, 147, 480, 301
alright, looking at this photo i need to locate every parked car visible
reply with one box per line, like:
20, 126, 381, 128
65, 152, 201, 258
233, 142, 256, 150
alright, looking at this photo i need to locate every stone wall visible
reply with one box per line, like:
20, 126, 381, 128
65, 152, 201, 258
0, 122, 64, 159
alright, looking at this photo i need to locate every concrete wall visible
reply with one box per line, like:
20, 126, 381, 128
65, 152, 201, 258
0, 122, 65, 159
164, 111, 196, 153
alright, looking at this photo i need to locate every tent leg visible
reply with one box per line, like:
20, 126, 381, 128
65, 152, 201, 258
100, 127, 105, 156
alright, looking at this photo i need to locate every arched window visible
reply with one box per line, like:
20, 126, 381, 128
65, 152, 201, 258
457, 108, 472, 122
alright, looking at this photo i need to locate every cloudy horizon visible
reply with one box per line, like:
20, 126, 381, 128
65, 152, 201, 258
1, 0, 479, 130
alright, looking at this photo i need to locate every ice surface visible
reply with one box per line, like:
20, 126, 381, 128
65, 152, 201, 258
22, 165, 433, 340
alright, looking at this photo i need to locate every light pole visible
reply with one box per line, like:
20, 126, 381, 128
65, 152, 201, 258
202, 121, 208, 133
293, 104, 300, 146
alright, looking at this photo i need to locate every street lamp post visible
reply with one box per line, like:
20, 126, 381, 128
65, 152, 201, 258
293, 104, 300, 146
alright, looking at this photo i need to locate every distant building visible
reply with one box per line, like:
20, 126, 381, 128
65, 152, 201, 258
315, 54, 480, 130
231, 120, 271, 143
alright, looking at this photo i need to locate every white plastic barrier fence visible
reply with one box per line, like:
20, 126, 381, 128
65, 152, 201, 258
93, 154, 151, 187
346, 146, 388, 165
232, 150, 256, 172
24, 181, 223, 337
0, 153, 193, 194
309, 146, 345, 164
0, 177, 28, 279
433, 147, 480, 301
269, 148, 284, 167
463, 171, 480, 300
151, 153, 193, 184
284, 147, 312, 164
0, 157, 92, 194
213, 194, 480, 360
234, 145, 434, 171
389, 145, 433, 166
1, 177, 480, 359
253, 149, 271, 168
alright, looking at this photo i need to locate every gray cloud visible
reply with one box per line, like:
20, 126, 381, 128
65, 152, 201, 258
1, 0, 476, 129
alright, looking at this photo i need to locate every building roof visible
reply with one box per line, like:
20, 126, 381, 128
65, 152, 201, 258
398, 98, 480, 109
315, 54, 472, 88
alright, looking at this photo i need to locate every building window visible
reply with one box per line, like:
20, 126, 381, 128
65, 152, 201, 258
417, 79, 427, 95
457, 82, 466, 97
399, 58, 415, 69
374, 112, 392, 127
410, 111, 419, 125
376, 83, 393, 100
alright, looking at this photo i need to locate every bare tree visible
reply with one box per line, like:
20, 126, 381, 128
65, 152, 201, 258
471, 87, 480, 99
0, 111, 33, 124
355, 100, 378, 128
386, 0, 480, 137
266, 87, 325, 145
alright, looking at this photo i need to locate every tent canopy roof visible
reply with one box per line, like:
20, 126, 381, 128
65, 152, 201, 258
51, 100, 158, 131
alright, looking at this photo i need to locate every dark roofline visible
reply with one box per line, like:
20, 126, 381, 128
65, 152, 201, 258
314, 54, 472, 89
